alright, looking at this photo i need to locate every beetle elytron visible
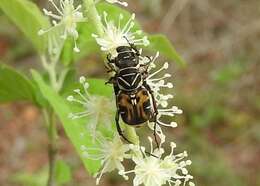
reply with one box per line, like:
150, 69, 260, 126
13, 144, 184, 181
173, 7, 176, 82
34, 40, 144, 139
106, 38, 159, 147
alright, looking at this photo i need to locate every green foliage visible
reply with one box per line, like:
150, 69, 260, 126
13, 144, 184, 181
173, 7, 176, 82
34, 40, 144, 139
32, 70, 100, 174
55, 160, 72, 185
88, 78, 113, 96
74, 22, 101, 61
0, 64, 37, 103
11, 169, 48, 186
0, 0, 49, 53
61, 38, 75, 66
11, 165, 73, 186
32, 70, 114, 174
60, 68, 77, 95
61, 22, 100, 65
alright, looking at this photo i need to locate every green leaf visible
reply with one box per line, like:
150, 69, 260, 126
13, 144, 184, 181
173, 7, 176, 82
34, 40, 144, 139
60, 38, 74, 66
0, 64, 36, 103
60, 70, 113, 98
55, 160, 71, 185
0, 0, 49, 53
60, 68, 77, 95
72, 22, 100, 61
147, 34, 186, 66
11, 169, 48, 186
32, 70, 102, 174
88, 78, 113, 97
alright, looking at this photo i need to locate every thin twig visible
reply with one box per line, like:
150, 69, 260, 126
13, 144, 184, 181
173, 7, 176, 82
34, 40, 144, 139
57, 68, 69, 92
47, 111, 57, 186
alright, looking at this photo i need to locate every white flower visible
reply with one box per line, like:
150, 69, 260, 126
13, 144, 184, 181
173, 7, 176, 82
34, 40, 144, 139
67, 76, 115, 139
81, 134, 131, 184
140, 52, 183, 129
92, 12, 149, 58
120, 137, 194, 186
38, 0, 86, 52
105, 0, 128, 7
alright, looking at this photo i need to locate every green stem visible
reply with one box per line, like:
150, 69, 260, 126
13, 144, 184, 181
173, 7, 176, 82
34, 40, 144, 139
45, 110, 57, 186
83, 0, 104, 36
41, 55, 69, 92
124, 125, 139, 145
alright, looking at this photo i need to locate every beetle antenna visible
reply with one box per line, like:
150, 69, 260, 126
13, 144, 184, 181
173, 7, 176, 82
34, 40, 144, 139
123, 36, 140, 55
145, 150, 159, 158
123, 35, 132, 46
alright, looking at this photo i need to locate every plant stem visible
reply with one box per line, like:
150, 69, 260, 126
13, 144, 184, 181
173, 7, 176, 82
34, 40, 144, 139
124, 125, 139, 145
44, 110, 57, 186
83, 0, 104, 36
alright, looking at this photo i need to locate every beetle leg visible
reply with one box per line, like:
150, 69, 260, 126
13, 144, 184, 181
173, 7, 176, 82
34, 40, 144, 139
116, 106, 159, 157
153, 119, 160, 148
140, 56, 152, 66
106, 53, 117, 72
105, 66, 114, 74
143, 81, 158, 115
132, 45, 140, 56
146, 87, 159, 148
143, 82, 160, 148
107, 53, 113, 63
106, 62, 116, 73
150, 114, 159, 149
144, 56, 153, 69
115, 110, 133, 144
139, 56, 153, 78
105, 77, 115, 85
145, 55, 152, 64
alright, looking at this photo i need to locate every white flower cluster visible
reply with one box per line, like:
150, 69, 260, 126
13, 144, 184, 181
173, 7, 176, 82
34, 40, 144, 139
121, 138, 194, 186
67, 76, 115, 140
80, 134, 194, 186
140, 52, 183, 132
92, 12, 149, 58
39, 0, 86, 52
81, 134, 131, 184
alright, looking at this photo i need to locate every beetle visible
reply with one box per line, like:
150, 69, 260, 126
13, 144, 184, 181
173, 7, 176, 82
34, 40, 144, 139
106, 38, 159, 147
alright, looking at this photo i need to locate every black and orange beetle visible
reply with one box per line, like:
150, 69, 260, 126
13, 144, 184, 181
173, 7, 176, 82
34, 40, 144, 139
106, 38, 159, 147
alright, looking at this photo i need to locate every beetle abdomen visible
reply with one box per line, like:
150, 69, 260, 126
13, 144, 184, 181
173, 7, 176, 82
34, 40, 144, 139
117, 88, 153, 126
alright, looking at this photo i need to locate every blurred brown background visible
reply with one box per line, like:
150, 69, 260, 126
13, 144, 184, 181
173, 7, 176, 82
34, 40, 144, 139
1, 0, 260, 186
